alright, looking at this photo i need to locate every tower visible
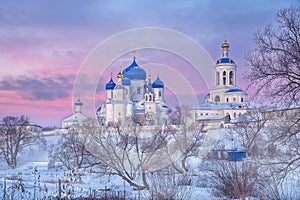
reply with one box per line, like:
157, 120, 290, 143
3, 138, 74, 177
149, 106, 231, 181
152, 76, 164, 103
145, 74, 156, 125
215, 40, 236, 87
105, 73, 116, 100
74, 99, 83, 113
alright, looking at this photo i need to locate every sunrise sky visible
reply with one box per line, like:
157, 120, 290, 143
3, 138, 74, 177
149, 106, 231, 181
0, 0, 299, 126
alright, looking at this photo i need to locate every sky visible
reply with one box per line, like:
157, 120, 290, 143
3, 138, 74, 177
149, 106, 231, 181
0, 0, 299, 127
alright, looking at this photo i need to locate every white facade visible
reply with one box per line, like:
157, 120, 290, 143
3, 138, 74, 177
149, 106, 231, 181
194, 41, 249, 127
62, 99, 88, 129
97, 57, 169, 126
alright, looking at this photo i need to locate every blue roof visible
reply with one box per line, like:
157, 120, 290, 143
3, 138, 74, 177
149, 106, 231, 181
123, 59, 146, 80
124, 59, 138, 73
122, 77, 131, 86
217, 58, 235, 64
152, 76, 164, 88
105, 78, 116, 90
225, 88, 244, 93
74, 99, 83, 106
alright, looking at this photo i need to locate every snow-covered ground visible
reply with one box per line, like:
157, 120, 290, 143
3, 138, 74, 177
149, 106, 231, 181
0, 135, 217, 199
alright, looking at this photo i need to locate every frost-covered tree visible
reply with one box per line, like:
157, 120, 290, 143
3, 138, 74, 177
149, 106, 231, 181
203, 159, 260, 199
166, 105, 205, 173
0, 115, 43, 169
246, 7, 300, 102
48, 129, 101, 170
256, 107, 300, 180
245, 6, 300, 180
74, 115, 201, 190
83, 122, 168, 190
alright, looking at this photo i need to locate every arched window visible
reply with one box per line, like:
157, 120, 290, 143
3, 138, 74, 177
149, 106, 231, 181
145, 95, 148, 101
241, 97, 244, 102
159, 91, 162, 97
223, 71, 226, 85
226, 98, 229, 102
215, 95, 220, 102
216, 71, 220, 85
229, 71, 233, 85
149, 95, 152, 101
234, 113, 236, 118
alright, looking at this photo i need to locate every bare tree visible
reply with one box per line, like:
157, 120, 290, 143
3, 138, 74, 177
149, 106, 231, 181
166, 105, 205, 173
246, 6, 300, 102
148, 171, 192, 200
203, 159, 260, 199
48, 127, 102, 170
79, 119, 169, 190
256, 107, 300, 180
0, 115, 43, 169
229, 110, 270, 158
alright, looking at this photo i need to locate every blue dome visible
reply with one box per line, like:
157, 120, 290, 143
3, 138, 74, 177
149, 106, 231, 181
122, 77, 131, 86
152, 76, 164, 88
225, 88, 244, 93
123, 59, 146, 80
75, 99, 83, 106
124, 59, 138, 73
105, 78, 116, 90
217, 58, 235, 64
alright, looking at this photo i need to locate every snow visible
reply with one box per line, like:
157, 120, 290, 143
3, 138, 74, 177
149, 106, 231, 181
0, 125, 299, 199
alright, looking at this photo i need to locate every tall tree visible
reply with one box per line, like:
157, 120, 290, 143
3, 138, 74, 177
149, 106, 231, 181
246, 7, 300, 102
0, 115, 42, 169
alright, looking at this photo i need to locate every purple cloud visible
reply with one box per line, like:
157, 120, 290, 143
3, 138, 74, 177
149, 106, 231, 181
0, 74, 75, 100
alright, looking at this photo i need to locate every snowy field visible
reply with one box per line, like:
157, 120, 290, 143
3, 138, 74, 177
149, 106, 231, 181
0, 135, 216, 199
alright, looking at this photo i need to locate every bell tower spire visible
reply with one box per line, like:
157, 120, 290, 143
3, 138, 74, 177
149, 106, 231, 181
222, 40, 230, 58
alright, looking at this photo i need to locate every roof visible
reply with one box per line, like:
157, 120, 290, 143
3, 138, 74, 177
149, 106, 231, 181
105, 78, 116, 90
217, 57, 235, 64
62, 112, 88, 123
122, 77, 131, 86
225, 88, 245, 93
74, 99, 83, 106
196, 114, 228, 121
123, 58, 146, 80
195, 102, 248, 110
152, 76, 164, 88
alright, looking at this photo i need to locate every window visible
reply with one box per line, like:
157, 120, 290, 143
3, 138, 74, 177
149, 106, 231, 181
234, 113, 236, 118
241, 97, 244, 102
137, 87, 140, 94
226, 98, 229, 102
149, 95, 152, 101
159, 91, 162, 97
145, 95, 148, 101
223, 71, 226, 85
233, 97, 236, 102
216, 71, 220, 85
229, 71, 233, 85
215, 95, 220, 102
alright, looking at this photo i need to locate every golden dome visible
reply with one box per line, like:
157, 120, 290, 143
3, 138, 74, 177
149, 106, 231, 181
222, 40, 230, 50
117, 71, 122, 79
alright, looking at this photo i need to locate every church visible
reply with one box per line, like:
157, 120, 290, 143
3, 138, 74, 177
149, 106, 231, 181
192, 41, 249, 129
62, 41, 249, 129
97, 57, 170, 126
